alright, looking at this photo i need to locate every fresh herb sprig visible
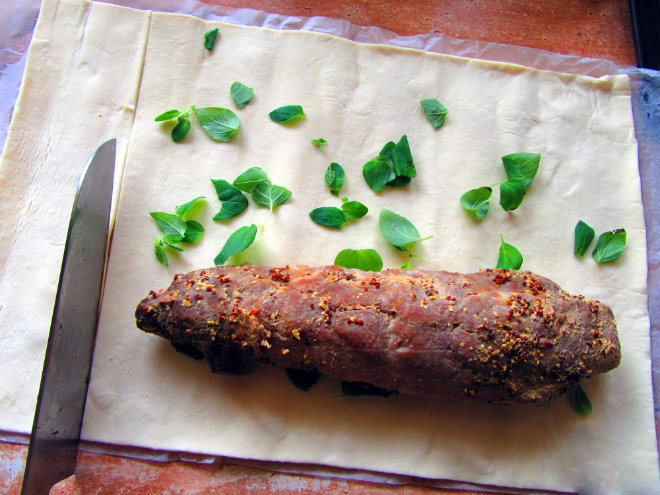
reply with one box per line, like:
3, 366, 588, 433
420, 98, 448, 129
203, 28, 219, 51
155, 105, 240, 142
230, 82, 253, 108
310, 197, 368, 229
574, 220, 595, 257
269, 105, 305, 124
154, 105, 196, 142
214, 224, 258, 265
334, 248, 383, 271
496, 234, 523, 270
325, 162, 344, 196
233, 167, 292, 214
312, 138, 327, 149
592, 229, 626, 263
150, 197, 207, 266
211, 179, 248, 220
363, 136, 416, 192
461, 153, 541, 218
379, 209, 431, 257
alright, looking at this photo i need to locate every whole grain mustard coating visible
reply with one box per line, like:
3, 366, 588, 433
135, 264, 621, 404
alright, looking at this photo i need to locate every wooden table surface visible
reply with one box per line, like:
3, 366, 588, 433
1, 1, 638, 494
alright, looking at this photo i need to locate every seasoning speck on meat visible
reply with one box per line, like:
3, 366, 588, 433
135, 264, 621, 404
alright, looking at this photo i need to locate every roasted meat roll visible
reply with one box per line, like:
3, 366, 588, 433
135, 264, 621, 404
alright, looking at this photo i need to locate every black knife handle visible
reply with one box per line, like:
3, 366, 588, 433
628, 0, 660, 70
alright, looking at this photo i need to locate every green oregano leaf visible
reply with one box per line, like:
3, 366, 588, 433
312, 138, 327, 149
460, 187, 492, 220
325, 162, 345, 196
214, 224, 258, 265
150, 212, 188, 242
309, 207, 346, 229
420, 98, 448, 129
251, 183, 292, 214
574, 220, 596, 258
502, 153, 541, 191
204, 28, 219, 51
171, 118, 191, 142
379, 209, 432, 250
196, 107, 241, 142
499, 180, 527, 211
181, 220, 205, 244
230, 81, 253, 108
269, 105, 305, 124
340, 381, 393, 397
392, 135, 416, 178
211, 179, 248, 220
592, 229, 626, 263
334, 249, 383, 271
496, 234, 523, 270
568, 384, 593, 416
285, 368, 321, 392
153, 237, 168, 266
341, 199, 368, 219
233, 167, 270, 193
154, 109, 181, 122
363, 156, 396, 192
175, 196, 206, 219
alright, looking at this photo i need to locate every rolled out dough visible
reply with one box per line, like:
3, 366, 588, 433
0, 0, 657, 493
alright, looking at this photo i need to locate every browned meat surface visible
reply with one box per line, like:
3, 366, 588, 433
135, 265, 621, 404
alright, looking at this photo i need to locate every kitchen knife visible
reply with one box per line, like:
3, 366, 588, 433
21, 139, 116, 495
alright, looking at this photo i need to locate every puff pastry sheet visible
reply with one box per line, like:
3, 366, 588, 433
0, 0, 657, 493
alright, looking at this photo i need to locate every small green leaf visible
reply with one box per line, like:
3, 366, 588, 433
204, 27, 219, 50
574, 220, 596, 258
379, 209, 431, 250
171, 118, 191, 142
310, 207, 346, 229
150, 212, 187, 241
392, 135, 416, 178
496, 234, 523, 270
154, 109, 181, 122
420, 98, 448, 129
592, 229, 626, 263
341, 200, 368, 219
499, 180, 527, 211
162, 237, 184, 251
325, 162, 345, 196
182, 220, 205, 244
502, 153, 541, 191
285, 368, 321, 392
211, 179, 248, 220
363, 156, 396, 192
230, 81, 253, 108
196, 107, 241, 142
214, 224, 258, 265
175, 196, 206, 219
568, 384, 593, 416
251, 183, 292, 213
153, 237, 168, 266
400, 262, 412, 269
312, 138, 327, 149
233, 167, 270, 193
460, 187, 492, 220
334, 249, 383, 271
341, 381, 393, 397
269, 105, 305, 124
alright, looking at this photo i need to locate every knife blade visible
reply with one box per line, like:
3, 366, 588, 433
21, 139, 116, 495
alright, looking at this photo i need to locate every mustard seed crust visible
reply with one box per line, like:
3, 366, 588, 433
135, 264, 621, 404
